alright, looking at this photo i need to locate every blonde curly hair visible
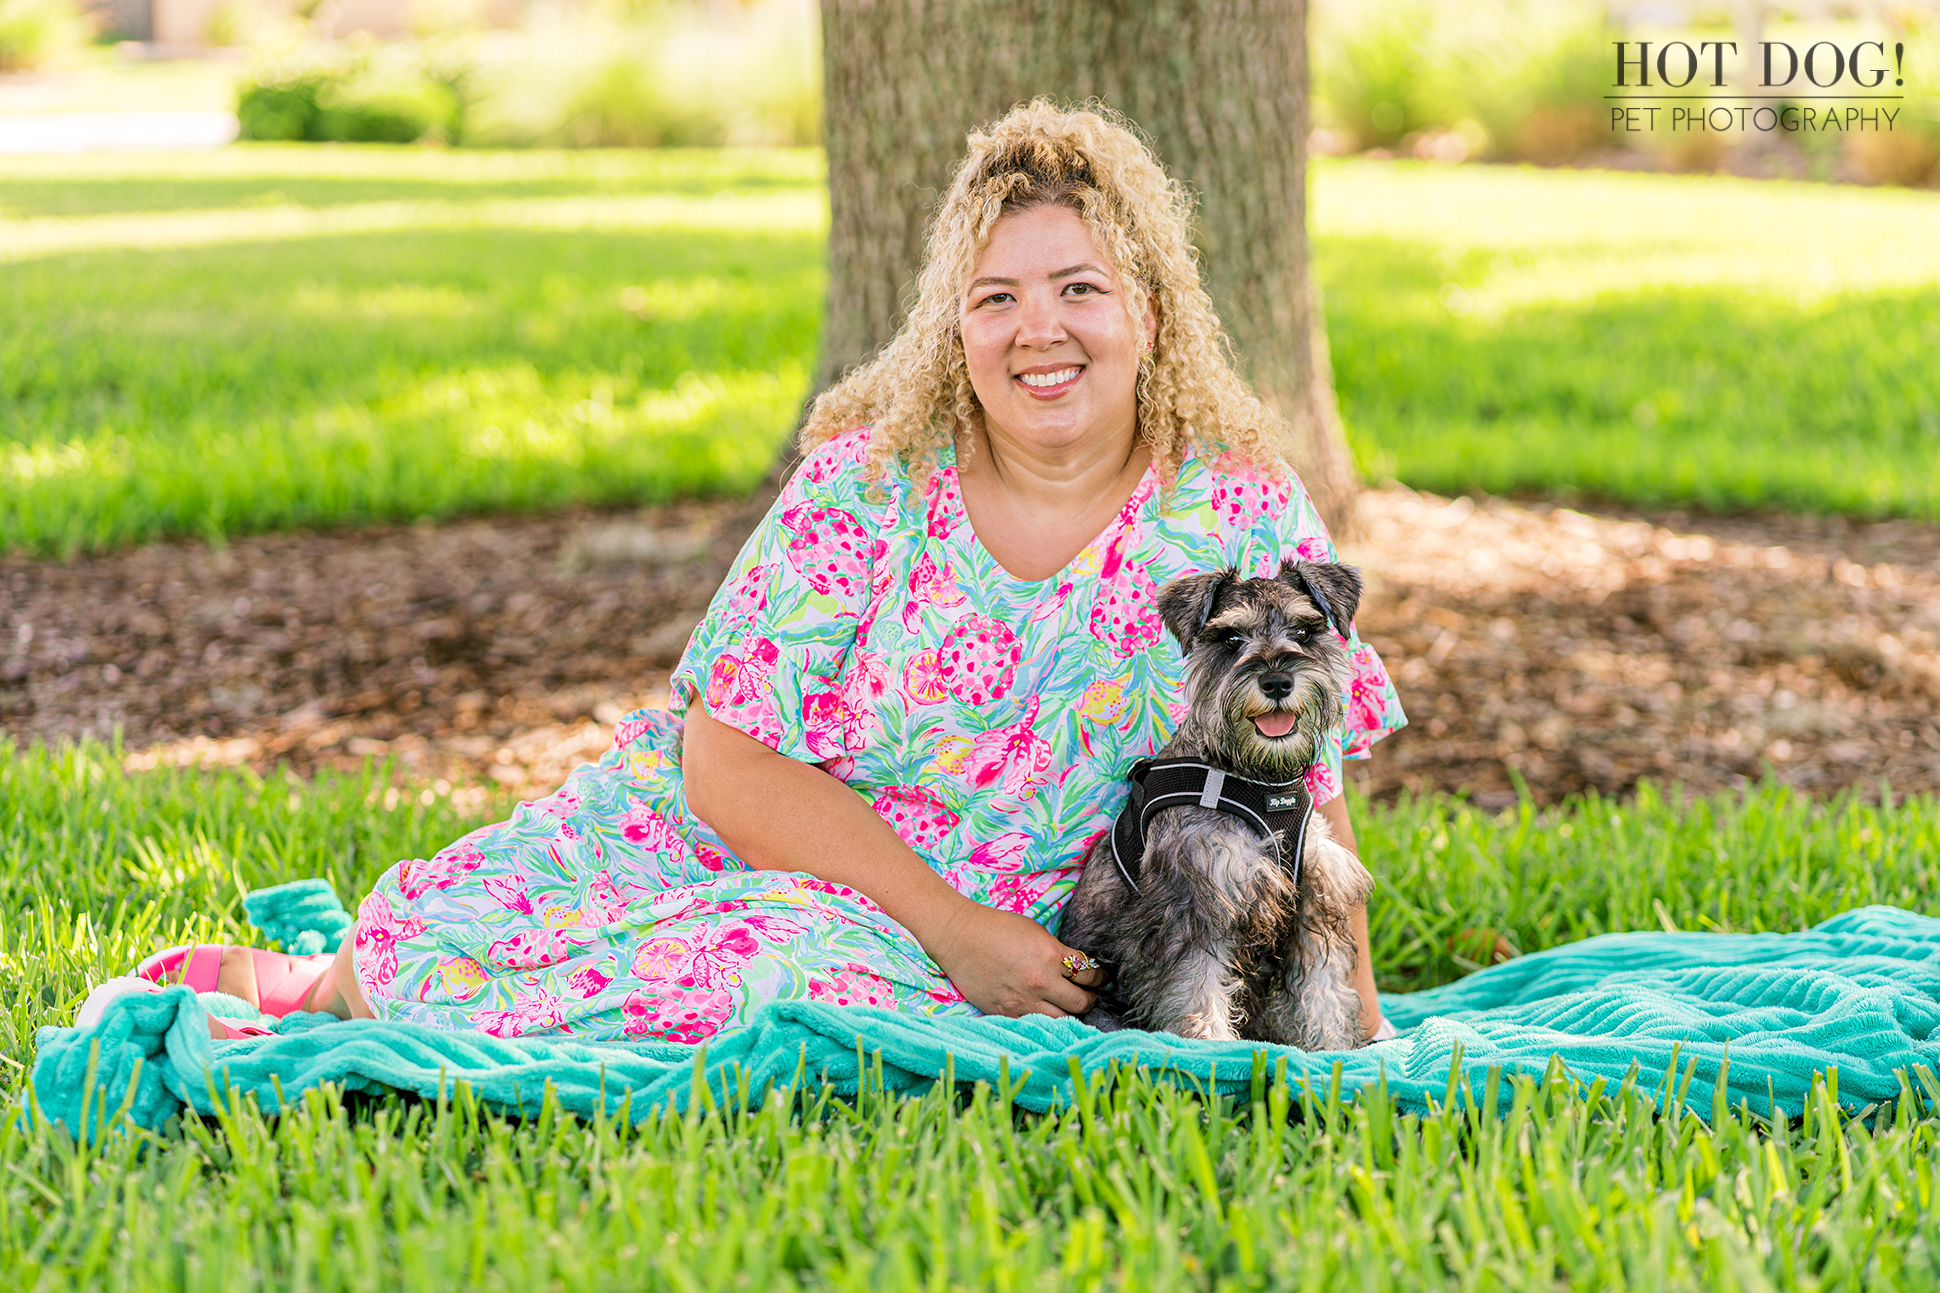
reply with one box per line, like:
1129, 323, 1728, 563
801, 99, 1288, 489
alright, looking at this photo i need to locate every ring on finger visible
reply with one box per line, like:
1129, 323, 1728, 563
1061, 953, 1102, 978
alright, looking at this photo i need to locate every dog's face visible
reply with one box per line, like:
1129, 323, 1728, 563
1156, 560, 1362, 778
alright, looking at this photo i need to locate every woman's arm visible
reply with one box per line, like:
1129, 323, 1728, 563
682, 700, 1101, 1018
1316, 794, 1382, 1041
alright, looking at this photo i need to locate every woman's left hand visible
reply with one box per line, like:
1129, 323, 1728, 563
927, 902, 1106, 1019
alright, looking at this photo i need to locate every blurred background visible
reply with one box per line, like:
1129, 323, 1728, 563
2, 0, 1937, 812
3, 0, 1937, 170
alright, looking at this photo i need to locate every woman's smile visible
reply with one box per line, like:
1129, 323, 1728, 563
1013, 363, 1085, 399
959, 203, 1154, 457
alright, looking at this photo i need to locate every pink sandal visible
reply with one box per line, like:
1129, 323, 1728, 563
136, 945, 337, 1019
77, 976, 277, 1040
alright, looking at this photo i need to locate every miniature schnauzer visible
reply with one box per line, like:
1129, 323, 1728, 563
1059, 559, 1373, 1050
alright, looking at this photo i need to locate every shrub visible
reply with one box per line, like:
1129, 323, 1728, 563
1438, 0, 1615, 164
1314, 0, 1449, 151
1314, 0, 1615, 163
0, 0, 88, 73
1847, 21, 1940, 187
555, 53, 726, 148
236, 42, 461, 144
479, 0, 821, 149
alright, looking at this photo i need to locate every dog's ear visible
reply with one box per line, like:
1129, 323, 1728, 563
1157, 569, 1235, 654
1280, 559, 1363, 636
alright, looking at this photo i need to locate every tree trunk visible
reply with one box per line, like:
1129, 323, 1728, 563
806, 0, 1359, 534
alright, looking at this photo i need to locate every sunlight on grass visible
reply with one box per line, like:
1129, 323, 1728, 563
5, 149, 1938, 553
1314, 159, 1940, 518
0, 191, 827, 263
0, 149, 824, 553
1316, 160, 1940, 309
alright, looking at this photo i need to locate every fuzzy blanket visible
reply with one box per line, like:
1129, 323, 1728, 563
28, 904, 1940, 1137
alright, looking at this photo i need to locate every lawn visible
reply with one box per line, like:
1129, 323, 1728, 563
0, 148, 826, 553
1314, 161, 1940, 520
5, 150, 1940, 554
5, 743, 1940, 1287
8, 148, 1940, 1288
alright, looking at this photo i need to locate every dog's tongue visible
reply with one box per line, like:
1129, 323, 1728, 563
1253, 712, 1298, 739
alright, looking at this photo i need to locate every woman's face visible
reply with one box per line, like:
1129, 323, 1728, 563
959, 204, 1157, 460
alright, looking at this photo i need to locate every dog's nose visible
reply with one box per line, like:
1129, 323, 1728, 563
1259, 673, 1294, 701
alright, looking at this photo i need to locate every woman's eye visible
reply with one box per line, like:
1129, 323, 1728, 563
980, 292, 1013, 307
1064, 282, 1100, 296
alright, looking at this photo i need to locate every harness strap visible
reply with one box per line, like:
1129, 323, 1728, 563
1108, 758, 1313, 895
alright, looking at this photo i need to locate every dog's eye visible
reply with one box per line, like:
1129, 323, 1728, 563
1291, 625, 1312, 643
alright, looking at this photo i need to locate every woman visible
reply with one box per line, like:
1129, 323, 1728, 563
127, 102, 1406, 1043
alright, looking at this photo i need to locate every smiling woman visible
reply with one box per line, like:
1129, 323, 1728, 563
952, 205, 1154, 582
100, 104, 1405, 1048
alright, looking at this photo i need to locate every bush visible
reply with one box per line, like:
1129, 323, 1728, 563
1314, 0, 1617, 164
1314, 0, 1448, 150
1847, 21, 1940, 187
236, 43, 461, 144
555, 54, 727, 148
0, 0, 87, 73
1439, 0, 1614, 164
475, 0, 820, 149
230, 0, 821, 151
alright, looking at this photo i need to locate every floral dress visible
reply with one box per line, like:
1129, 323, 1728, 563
351, 428, 1406, 1042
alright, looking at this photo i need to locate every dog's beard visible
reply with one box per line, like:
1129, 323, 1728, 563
1203, 668, 1342, 779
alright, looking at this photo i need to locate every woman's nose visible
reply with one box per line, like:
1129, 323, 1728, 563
1015, 289, 1066, 346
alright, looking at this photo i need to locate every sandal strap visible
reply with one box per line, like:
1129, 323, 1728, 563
252, 949, 335, 1016
182, 945, 224, 992
210, 1017, 274, 1040
137, 944, 226, 992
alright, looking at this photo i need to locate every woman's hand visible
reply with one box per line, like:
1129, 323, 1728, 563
685, 702, 1106, 1018
927, 902, 1105, 1019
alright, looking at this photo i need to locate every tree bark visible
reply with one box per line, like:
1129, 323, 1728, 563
808, 0, 1359, 534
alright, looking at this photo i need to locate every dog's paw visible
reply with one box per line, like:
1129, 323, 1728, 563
1080, 1006, 1127, 1032
1301, 832, 1373, 917
1170, 1013, 1242, 1043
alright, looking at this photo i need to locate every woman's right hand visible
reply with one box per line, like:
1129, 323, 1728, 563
927, 901, 1105, 1019
684, 702, 1106, 1018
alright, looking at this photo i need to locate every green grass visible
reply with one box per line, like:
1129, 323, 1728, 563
5, 741, 1940, 1288
0, 148, 825, 553
8, 150, 1940, 554
12, 1050, 1940, 1290
1314, 160, 1940, 519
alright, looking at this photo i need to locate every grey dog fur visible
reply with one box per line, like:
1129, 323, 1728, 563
1058, 559, 1374, 1050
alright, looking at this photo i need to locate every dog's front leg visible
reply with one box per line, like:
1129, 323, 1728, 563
1260, 827, 1373, 1050
1131, 938, 1244, 1040
1277, 911, 1364, 1050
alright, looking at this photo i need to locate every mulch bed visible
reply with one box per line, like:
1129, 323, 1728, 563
1345, 491, 1940, 807
4, 486, 1937, 806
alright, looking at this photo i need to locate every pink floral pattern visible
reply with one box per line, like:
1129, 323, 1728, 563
354, 428, 1404, 1042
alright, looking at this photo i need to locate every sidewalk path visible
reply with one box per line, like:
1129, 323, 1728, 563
0, 110, 238, 153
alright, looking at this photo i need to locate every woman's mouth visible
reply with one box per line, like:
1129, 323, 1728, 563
1014, 365, 1083, 399
1252, 712, 1298, 739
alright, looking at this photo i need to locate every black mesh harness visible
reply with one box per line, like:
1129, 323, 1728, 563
1107, 758, 1314, 895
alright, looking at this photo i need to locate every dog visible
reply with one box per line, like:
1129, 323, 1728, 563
1059, 559, 1374, 1050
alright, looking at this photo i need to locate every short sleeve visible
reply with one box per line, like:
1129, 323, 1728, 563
1228, 459, 1408, 806
671, 428, 890, 763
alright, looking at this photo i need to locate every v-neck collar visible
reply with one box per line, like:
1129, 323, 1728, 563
938, 440, 1160, 588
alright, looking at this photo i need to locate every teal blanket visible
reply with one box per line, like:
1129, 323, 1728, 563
29, 905, 1940, 1137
